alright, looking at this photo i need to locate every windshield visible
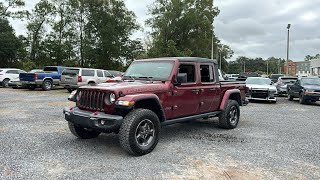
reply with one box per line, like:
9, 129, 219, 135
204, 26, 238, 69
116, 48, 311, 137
124, 61, 174, 80
281, 78, 297, 83
301, 78, 320, 85
271, 74, 284, 80
246, 78, 271, 85
239, 72, 259, 77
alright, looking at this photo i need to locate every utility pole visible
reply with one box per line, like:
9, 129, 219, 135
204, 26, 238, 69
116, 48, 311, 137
267, 61, 269, 75
219, 50, 222, 70
211, 34, 214, 60
243, 60, 246, 73
286, 24, 291, 75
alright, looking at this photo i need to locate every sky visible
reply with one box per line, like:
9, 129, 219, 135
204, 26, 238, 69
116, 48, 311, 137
8, 0, 320, 61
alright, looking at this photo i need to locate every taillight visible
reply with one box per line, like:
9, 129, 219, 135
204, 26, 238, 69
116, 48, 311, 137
78, 76, 82, 82
34, 74, 38, 80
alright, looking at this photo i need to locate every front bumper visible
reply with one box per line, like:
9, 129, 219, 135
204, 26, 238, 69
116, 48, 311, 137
247, 88, 277, 102
63, 107, 123, 132
61, 83, 79, 89
20, 80, 43, 85
303, 93, 320, 100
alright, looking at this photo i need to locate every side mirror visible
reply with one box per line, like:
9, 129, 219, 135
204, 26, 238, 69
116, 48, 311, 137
174, 73, 187, 86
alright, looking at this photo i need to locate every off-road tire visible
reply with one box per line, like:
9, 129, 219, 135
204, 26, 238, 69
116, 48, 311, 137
2, 78, 9, 88
288, 94, 293, 101
219, 100, 240, 129
68, 122, 101, 139
119, 109, 160, 156
42, 79, 53, 91
299, 93, 306, 104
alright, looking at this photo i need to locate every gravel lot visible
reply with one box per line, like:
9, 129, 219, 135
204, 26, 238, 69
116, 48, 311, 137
0, 87, 320, 179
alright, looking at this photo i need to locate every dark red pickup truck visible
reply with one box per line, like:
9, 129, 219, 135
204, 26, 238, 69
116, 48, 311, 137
64, 57, 248, 156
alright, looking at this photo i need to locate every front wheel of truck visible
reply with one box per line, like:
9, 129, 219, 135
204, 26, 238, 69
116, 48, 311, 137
68, 122, 101, 139
219, 100, 240, 129
119, 109, 160, 156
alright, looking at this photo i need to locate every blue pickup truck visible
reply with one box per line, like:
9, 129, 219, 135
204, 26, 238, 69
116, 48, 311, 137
19, 66, 66, 91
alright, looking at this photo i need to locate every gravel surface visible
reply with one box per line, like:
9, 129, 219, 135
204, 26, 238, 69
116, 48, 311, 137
0, 87, 320, 179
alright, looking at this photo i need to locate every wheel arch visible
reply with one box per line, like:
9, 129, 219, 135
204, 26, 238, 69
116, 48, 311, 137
116, 94, 166, 122
219, 89, 241, 111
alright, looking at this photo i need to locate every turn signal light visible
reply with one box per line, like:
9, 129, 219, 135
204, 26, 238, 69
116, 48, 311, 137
34, 74, 38, 80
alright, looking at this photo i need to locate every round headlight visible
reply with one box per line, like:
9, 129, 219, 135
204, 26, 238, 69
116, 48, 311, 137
109, 93, 116, 103
104, 93, 116, 105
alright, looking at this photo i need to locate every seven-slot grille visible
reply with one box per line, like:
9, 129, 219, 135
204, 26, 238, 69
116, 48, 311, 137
78, 89, 107, 111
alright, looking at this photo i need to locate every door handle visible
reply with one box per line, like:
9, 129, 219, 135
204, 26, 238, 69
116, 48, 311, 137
209, 88, 216, 91
191, 89, 200, 92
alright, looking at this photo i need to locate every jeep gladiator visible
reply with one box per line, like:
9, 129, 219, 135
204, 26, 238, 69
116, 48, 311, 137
63, 57, 248, 156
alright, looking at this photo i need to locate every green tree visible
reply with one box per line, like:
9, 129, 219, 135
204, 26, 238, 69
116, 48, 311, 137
84, 0, 141, 69
26, 0, 55, 64
0, 18, 21, 67
0, 0, 27, 18
146, 0, 221, 59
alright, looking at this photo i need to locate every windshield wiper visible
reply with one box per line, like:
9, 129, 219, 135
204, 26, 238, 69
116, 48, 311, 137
138, 76, 154, 81
123, 76, 136, 81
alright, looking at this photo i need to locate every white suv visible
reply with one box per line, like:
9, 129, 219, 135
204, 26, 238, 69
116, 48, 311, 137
0, 68, 26, 88
60, 68, 112, 92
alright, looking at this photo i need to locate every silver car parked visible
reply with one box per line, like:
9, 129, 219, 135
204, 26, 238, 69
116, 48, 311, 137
60, 68, 112, 92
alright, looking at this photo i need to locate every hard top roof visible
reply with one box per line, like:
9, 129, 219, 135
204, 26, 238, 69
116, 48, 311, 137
137, 57, 218, 64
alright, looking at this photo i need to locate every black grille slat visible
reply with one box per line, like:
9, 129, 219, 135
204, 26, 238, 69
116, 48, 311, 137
78, 89, 106, 111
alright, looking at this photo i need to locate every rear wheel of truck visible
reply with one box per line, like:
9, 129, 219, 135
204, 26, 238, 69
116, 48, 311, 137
219, 100, 240, 129
119, 109, 160, 156
68, 122, 101, 139
42, 79, 53, 91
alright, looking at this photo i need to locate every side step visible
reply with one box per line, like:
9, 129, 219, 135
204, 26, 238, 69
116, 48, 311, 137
161, 111, 221, 126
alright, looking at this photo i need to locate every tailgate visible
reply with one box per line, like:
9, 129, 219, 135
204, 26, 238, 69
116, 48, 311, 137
60, 68, 80, 85
19, 73, 35, 81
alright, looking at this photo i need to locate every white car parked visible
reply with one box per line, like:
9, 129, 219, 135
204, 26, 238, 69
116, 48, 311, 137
245, 77, 277, 103
0, 68, 26, 88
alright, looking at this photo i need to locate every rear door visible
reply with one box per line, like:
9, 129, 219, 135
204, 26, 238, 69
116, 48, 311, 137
198, 63, 221, 113
96, 70, 105, 83
61, 68, 80, 85
6, 70, 20, 80
81, 69, 95, 84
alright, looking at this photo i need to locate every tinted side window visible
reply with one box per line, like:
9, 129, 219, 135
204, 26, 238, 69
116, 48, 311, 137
44, 67, 58, 72
7, 70, 19, 74
104, 71, 113, 77
97, 70, 104, 77
178, 64, 195, 83
82, 70, 95, 77
200, 65, 214, 82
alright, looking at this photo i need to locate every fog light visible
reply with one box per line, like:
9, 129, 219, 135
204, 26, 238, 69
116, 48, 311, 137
101, 120, 105, 125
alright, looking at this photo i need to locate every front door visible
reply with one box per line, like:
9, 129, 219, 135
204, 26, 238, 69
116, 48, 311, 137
167, 63, 201, 119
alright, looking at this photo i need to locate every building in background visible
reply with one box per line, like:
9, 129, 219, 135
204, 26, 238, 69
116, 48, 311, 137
311, 59, 320, 76
283, 61, 310, 76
